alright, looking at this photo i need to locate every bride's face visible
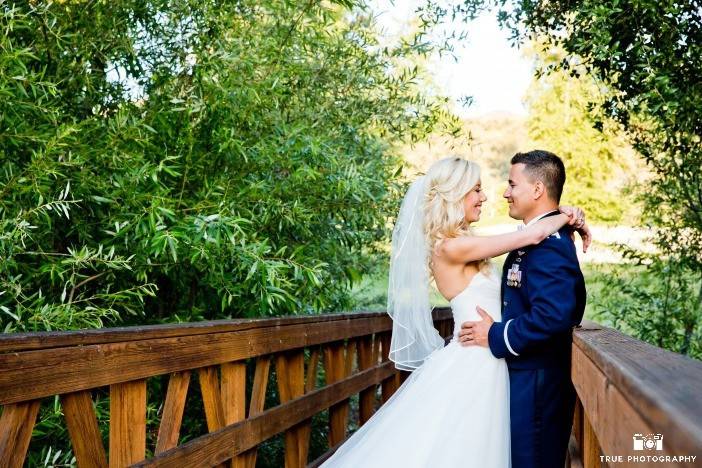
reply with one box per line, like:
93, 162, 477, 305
463, 181, 487, 223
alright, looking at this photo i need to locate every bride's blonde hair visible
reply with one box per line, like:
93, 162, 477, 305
424, 156, 489, 271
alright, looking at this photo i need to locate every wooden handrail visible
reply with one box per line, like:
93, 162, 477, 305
0, 313, 391, 405
0, 312, 407, 353
569, 321, 702, 468
0, 308, 455, 468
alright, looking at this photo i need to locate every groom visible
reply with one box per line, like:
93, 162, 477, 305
459, 150, 586, 468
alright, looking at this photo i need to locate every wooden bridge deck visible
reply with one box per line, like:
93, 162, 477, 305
0, 311, 700, 467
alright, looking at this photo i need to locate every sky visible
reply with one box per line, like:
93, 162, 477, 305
370, 1, 534, 118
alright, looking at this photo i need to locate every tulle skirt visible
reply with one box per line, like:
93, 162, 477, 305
321, 340, 511, 467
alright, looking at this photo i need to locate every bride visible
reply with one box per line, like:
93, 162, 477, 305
321, 156, 589, 467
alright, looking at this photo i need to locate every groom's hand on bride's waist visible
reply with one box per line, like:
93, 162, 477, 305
458, 306, 493, 348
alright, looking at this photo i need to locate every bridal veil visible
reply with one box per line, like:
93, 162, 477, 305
387, 176, 445, 371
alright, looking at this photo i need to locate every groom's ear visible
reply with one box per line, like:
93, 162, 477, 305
533, 180, 546, 200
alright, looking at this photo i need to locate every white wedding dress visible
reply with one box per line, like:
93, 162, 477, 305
322, 268, 511, 467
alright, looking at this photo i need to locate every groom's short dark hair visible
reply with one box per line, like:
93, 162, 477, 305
511, 150, 566, 203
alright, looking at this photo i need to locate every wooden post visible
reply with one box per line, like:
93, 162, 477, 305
357, 335, 376, 425
0, 400, 41, 468
342, 340, 356, 425
583, 410, 601, 468
243, 356, 270, 468
61, 390, 108, 468
323, 341, 349, 447
567, 396, 584, 468
276, 351, 308, 468
155, 371, 190, 455
109, 380, 146, 467
378, 332, 398, 403
221, 361, 247, 468
305, 348, 320, 394
198, 366, 226, 432
574, 397, 584, 456
301, 348, 319, 459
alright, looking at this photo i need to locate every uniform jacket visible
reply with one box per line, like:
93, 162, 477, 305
487, 213, 586, 369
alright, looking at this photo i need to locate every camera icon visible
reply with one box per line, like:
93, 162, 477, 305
633, 433, 663, 451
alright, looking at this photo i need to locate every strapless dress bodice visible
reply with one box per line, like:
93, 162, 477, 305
449, 267, 502, 339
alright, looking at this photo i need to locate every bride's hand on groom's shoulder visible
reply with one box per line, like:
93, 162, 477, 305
559, 205, 591, 253
559, 205, 585, 227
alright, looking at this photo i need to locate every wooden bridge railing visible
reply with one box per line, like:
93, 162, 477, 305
569, 321, 702, 468
2, 312, 701, 467
0, 309, 454, 467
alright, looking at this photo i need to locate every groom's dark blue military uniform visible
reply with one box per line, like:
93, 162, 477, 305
488, 210, 586, 468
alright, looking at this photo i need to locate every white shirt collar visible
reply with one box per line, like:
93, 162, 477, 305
525, 210, 559, 228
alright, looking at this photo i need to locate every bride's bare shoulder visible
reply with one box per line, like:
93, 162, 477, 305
433, 237, 458, 259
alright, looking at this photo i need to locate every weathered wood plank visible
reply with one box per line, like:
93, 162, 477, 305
300, 348, 320, 466
249, 356, 270, 415
0, 400, 41, 468
573, 397, 583, 461
221, 362, 246, 425
198, 367, 228, 468
378, 332, 399, 403
220, 362, 247, 468
344, 339, 356, 375
61, 391, 108, 468
243, 356, 270, 468
324, 342, 349, 447
198, 367, 225, 432
131, 362, 396, 468
0, 311, 458, 353
0, 310, 454, 468
573, 341, 646, 458
276, 351, 307, 467
573, 322, 702, 458
109, 380, 146, 468
305, 348, 319, 394
0, 317, 394, 405
155, 371, 190, 455
573, 337, 701, 467
357, 335, 376, 425
372, 331, 380, 369
582, 411, 600, 468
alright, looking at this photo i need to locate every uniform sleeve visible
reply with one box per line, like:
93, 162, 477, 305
487, 319, 511, 359
489, 240, 581, 358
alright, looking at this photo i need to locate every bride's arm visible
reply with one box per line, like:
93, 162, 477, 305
438, 213, 573, 264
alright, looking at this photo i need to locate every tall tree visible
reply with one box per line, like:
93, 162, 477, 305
524, 44, 639, 224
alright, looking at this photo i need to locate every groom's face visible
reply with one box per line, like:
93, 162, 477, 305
503, 163, 535, 220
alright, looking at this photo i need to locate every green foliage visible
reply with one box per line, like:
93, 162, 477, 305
523, 44, 639, 224
499, 0, 702, 270
591, 261, 702, 359
0, 0, 459, 334
0, 0, 461, 461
